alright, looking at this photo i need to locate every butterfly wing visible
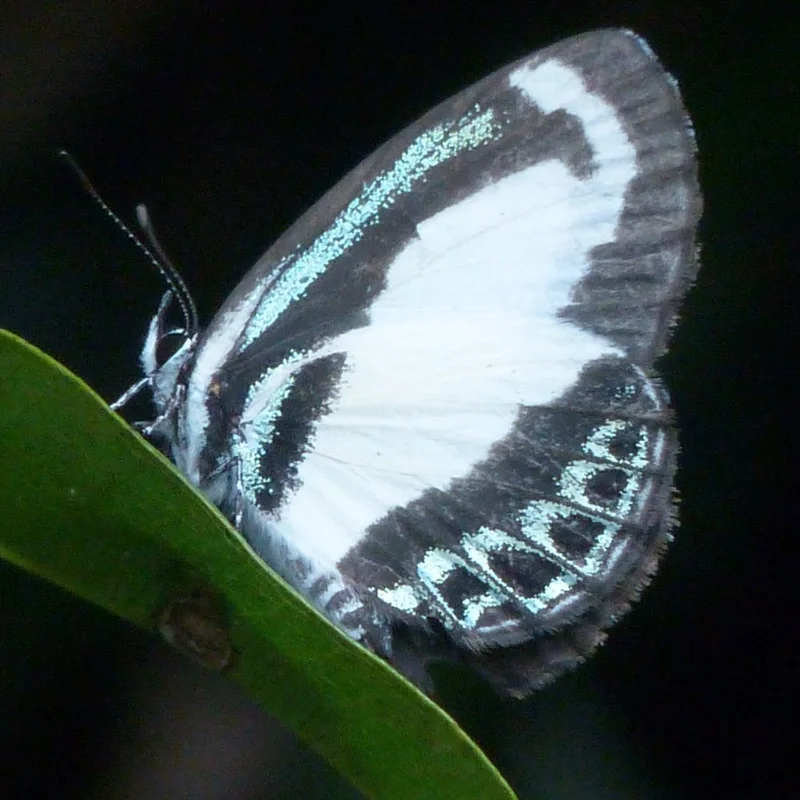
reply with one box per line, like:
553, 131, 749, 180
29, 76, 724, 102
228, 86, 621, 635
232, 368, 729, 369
181, 29, 700, 694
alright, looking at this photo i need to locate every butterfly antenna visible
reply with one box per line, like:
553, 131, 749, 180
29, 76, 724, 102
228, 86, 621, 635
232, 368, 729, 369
134, 204, 199, 336
58, 150, 199, 338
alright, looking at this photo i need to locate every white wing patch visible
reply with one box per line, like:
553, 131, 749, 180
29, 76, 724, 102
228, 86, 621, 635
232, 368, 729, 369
240, 58, 638, 574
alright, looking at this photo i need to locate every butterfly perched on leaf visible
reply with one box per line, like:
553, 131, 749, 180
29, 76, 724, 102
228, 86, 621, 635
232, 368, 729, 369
121, 29, 701, 696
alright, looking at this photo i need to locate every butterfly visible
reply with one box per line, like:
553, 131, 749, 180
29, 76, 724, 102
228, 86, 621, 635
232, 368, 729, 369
123, 28, 701, 696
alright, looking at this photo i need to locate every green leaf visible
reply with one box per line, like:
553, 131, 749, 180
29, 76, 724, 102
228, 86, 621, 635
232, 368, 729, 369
0, 329, 517, 800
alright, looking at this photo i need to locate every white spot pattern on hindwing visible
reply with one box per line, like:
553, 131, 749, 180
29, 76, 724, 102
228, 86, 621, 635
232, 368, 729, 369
376, 413, 658, 634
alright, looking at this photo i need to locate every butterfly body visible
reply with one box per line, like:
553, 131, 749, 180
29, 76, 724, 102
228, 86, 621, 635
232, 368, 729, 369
140, 29, 700, 695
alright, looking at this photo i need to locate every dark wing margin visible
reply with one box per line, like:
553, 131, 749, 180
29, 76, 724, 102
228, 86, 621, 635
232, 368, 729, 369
552, 30, 701, 363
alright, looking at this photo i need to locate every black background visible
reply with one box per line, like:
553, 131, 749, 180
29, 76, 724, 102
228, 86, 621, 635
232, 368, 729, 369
0, 2, 794, 798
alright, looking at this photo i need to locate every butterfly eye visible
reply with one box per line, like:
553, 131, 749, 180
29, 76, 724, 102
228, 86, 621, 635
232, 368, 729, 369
155, 329, 189, 368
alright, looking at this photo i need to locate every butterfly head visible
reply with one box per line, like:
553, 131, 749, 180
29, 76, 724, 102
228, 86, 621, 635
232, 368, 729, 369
140, 290, 197, 423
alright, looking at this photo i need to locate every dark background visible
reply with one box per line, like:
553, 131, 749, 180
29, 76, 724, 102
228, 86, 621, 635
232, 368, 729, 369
0, 1, 793, 798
